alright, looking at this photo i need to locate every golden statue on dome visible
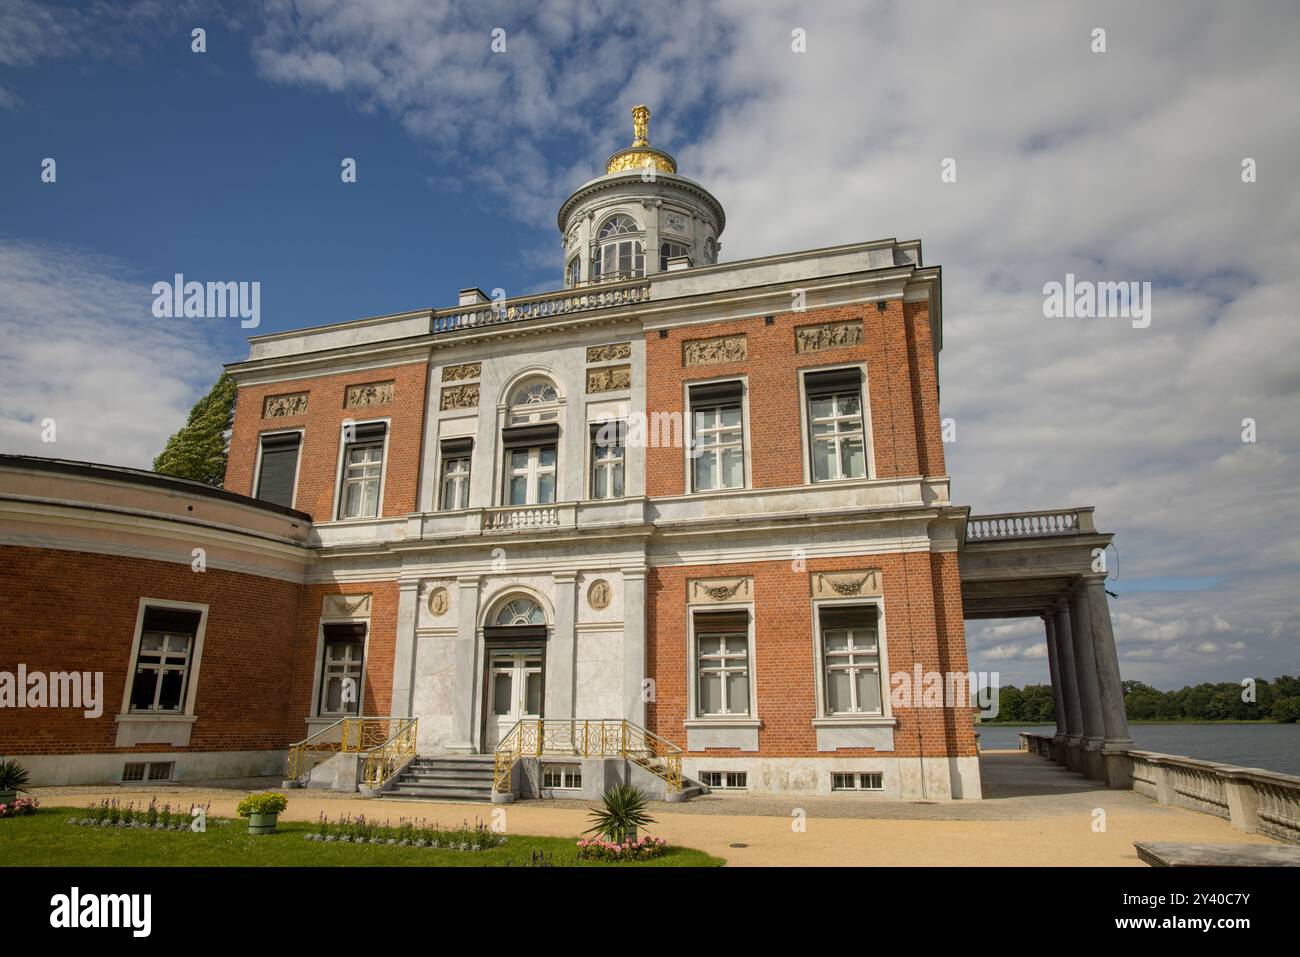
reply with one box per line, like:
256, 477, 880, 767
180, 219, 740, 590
605, 104, 678, 175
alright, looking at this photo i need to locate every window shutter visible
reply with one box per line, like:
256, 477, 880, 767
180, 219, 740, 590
804, 367, 862, 396
693, 610, 750, 634
323, 622, 367, 643
689, 380, 744, 405
818, 604, 877, 632
141, 607, 202, 636
256, 433, 301, 507
441, 437, 473, 457
501, 423, 560, 449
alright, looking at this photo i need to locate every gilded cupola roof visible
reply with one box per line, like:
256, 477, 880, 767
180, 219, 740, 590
604, 104, 678, 175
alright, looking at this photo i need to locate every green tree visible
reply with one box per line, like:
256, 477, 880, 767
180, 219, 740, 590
152, 372, 237, 486
1271, 697, 1300, 724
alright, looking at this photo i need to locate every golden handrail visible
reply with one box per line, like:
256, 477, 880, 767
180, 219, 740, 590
361, 717, 419, 787
286, 716, 413, 782
492, 719, 683, 794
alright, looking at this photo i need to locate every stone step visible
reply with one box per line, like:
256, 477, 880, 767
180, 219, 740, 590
382, 786, 493, 802
400, 764, 491, 780
398, 773, 495, 787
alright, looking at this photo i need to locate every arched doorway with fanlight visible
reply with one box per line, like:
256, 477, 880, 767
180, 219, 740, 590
481, 594, 550, 750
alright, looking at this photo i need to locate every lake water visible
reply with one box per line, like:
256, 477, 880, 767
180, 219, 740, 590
976, 723, 1300, 776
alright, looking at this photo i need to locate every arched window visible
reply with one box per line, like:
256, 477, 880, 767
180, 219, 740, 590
508, 377, 559, 423
566, 256, 580, 288
704, 236, 717, 264
593, 214, 645, 281
660, 240, 690, 271
493, 598, 546, 626
598, 215, 638, 238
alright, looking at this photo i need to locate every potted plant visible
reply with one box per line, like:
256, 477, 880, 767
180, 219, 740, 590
236, 792, 288, 835
584, 783, 655, 845
0, 759, 30, 806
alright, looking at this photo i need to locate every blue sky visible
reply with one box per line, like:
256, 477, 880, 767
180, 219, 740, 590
1, 0, 1297, 690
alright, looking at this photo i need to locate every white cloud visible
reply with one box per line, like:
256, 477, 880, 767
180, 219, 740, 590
0, 241, 230, 468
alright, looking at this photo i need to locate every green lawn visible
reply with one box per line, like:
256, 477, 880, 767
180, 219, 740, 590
0, 808, 724, 867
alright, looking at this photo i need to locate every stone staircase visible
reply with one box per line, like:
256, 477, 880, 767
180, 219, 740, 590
381, 754, 496, 802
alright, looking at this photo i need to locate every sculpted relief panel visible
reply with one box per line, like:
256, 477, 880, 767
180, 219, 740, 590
440, 384, 479, 411
263, 392, 309, 418
344, 381, 395, 409
795, 321, 864, 354
683, 334, 747, 367
442, 362, 481, 382
586, 343, 631, 364
810, 569, 883, 599
687, 576, 754, 605
586, 365, 631, 393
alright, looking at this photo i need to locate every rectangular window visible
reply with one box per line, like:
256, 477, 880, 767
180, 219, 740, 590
506, 446, 557, 505
338, 422, 386, 519
694, 610, 750, 717
805, 368, 866, 482
542, 765, 582, 790
689, 381, 745, 492
701, 771, 747, 790
319, 622, 366, 716
590, 421, 625, 499
439, 438, 472, 510
122, 763, 147, 782
255, 431, 301, 508
832, 772, 884, 791
129, 606, 201, 713
147, 761, 175, 782
820, 605, 882, 716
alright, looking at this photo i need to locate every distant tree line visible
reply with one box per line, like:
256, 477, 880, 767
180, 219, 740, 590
986, 676, 1300, 724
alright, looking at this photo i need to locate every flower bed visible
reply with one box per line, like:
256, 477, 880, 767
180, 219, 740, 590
304, 812, 505, 852
576, 835, 668, 861
0, 797, 38, 819
66, 797, 215, 831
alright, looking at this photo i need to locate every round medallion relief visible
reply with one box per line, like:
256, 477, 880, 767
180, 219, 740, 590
587, 579, 611, 611
427, 587, 450, 617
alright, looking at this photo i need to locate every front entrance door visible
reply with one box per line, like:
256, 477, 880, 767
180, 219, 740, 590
485, 651, 542, 749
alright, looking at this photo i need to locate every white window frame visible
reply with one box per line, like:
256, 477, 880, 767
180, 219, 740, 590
588, 419, 626, 500
684, 376, 751, 494
686, 604, 758, 721
701, 770, 748, 790
798, 363, 876, 485
331, 417, 391, 521
252, 427, 304, 509
811, 599, 891, 721
439, 452, 471, 511
118, 598, 209, 718
503, 444, 558, 506
832, 771, 884, 791
311, 617, 370, 718
542, 764, 582, 790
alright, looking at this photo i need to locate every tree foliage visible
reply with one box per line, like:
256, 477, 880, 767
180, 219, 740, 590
986, 676, 1300, 723
152, 372, 237, 487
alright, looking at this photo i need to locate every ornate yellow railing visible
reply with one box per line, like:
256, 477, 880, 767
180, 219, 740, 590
286, 716, 416, 783
361, 717, 419, 788
493, 719, 682, 795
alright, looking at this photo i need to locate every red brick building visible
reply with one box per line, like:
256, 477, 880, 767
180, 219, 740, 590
1, 107, 995, 799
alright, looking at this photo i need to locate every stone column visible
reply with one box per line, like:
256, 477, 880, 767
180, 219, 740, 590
1069, 584, 1105, 746
1070, 582, 1107, 781
449, 575, 482, 752
1083, 575, 1133, 787
388, 580, 421, 719
1053, 603, 1084, 748
622, 567, 648, 726
1083, 576, 1132, 747
545, 572, 578, 720
1042, 614, 1068, 743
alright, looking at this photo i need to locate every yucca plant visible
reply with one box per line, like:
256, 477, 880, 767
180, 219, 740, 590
0, 759, 30, 796
584, 783, 655, 844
